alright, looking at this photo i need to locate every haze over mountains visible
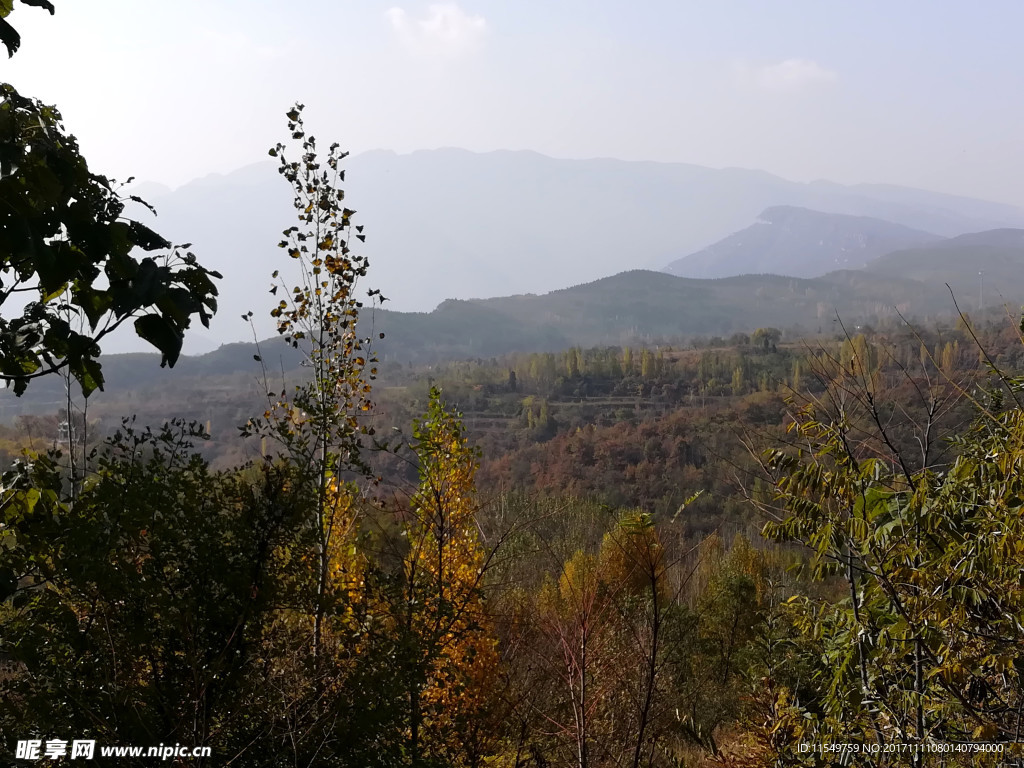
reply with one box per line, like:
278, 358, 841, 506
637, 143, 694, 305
663, 206, 944, 278
6, 223, 1024, 419
369, 227, 1024, 362
128, 149, 1024, 351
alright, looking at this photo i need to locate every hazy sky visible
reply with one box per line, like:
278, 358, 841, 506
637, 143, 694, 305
6, 1, 1024, 205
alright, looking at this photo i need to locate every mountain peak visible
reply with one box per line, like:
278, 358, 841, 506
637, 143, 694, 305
665, 207, 942, 279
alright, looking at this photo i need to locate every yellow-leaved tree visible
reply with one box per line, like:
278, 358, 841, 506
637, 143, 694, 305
401, 387, 501, 767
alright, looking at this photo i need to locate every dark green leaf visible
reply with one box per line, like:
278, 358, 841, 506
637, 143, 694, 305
127, 220, 171, 251
0, 16, 20, 56
19, 0, 55, 14
134, 313, 183, 368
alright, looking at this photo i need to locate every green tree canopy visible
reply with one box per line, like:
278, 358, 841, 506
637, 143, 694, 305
0, 85, 221, 395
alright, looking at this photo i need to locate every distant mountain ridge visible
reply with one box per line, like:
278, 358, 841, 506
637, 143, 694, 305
863, 229, 1024, 310
5, 226, 1024, 419
121, 149, 1024, 351
201, 225, 1024, 362
664, 206, 943, 278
